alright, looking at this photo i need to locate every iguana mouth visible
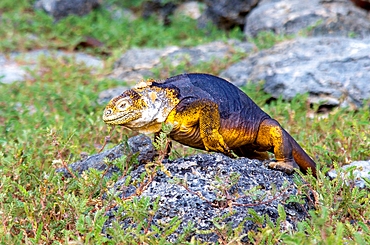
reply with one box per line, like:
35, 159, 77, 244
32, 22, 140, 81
103, 111, 140, 125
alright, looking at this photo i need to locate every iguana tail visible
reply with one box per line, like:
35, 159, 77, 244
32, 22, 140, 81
286, 130, 317, 177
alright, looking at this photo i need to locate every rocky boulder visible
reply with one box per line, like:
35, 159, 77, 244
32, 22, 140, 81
0, 50, 103, 84
220, 37, 370, 109
328, 160, 370, 188
109, 40, 255, 86
105, 153, 313, 242
199, 0, 259, 30
59, 135, 314, 243
0, 54, 29, 84
141, 0, 183, 25
245, 0, 370, 39
34, 0, 102, 20
56, 134, 156, 178
174, 1, 204, 20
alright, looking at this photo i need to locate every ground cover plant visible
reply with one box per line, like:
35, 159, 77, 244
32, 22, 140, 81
0, 0, 369, 244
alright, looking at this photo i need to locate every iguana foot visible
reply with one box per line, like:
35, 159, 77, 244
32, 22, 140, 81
268, 160, 299, 175
203, 130, 230, 154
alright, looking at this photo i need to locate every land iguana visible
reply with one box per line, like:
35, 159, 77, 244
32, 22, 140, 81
103, 73, 317, 176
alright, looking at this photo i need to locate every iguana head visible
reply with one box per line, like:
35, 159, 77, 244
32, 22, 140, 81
103, 89, 146, 125
103, 79, 179, 134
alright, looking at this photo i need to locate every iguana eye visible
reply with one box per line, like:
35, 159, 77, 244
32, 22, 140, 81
105, 109, 112, 115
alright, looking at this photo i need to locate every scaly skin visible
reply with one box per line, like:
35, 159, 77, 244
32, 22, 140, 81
103, 73, 317, 176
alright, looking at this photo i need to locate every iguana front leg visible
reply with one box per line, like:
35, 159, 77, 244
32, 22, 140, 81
165, 98, 230, 155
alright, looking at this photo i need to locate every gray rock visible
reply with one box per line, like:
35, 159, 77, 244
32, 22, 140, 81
12, 50, 103, 69
174, 1, 204, 20
97, 85, 129, 105
113, 46, 179, 74
220, 37, 370, 109
127, 134, 157, 163
199, 0, 259, 30
72, 52, 104, 69
34, 0, 102, 21
57, 134, 313, 242
107, 153, 313, 242
0, 55, 5, 64
110, 40, 255, 84
245, 0, 370, 38
56, 134, 156, 178
141, 0, 180, 25
0, 50, 103, 84
0, 62, 29, 84
327, 160, 370, 188
103, 3, 138, 21
165, 40, 254, 66
109, 46, 179, 83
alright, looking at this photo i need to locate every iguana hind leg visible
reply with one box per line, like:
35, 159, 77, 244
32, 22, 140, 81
255, 119, 299, 174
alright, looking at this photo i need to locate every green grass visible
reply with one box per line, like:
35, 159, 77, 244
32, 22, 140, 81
1, 0, 370, 244
0, 0, 242, 54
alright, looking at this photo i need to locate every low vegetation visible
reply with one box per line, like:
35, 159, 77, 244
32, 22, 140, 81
0, 0, 369, 244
